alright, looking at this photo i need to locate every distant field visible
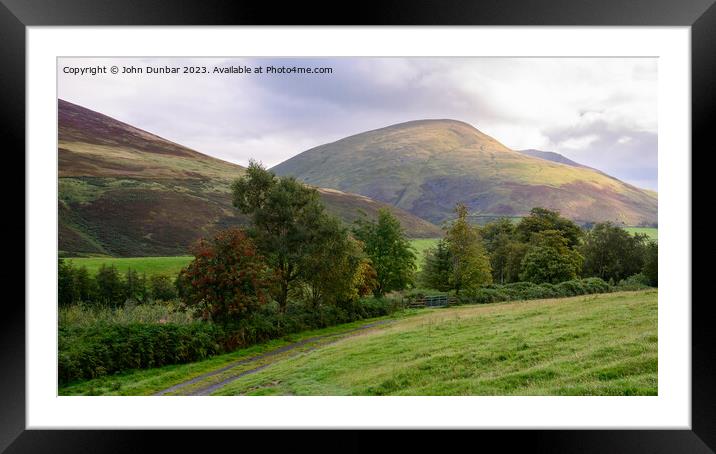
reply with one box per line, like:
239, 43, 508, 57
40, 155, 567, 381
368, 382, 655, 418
60, 290, 657, 396
624, 227, 658, 241
410, 238, 441, 271
410, 238, 440, 261
66, 256, 192, 277
66, 240, 442, 276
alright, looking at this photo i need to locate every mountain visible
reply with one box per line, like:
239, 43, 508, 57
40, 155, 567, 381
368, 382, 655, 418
516, 149, 589, 169
58, 100, 441, 257
271, 119, 658, 226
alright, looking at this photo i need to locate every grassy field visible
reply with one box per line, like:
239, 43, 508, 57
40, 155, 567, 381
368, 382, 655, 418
60, 290, 657, 396
624, 227, 658, 241
66, 256, 192, 276
410, 238, 440, 270
66, 238, 443, 276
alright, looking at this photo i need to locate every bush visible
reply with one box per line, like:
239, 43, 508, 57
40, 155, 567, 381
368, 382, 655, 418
453, 277, 612, 305
58, 322, 226, 384
581, 277, 612, 293
555, 279, 587, 296
459, 287, 510, 304
615, 273, 652, 291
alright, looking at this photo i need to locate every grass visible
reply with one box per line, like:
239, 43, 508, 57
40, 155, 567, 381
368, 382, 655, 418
60, 290, 657, 396
64, 238, 443, 277
624, 227, 658, 241
213, 290, 657, 396
410, 238, 440, 270
66, 255, 193, 277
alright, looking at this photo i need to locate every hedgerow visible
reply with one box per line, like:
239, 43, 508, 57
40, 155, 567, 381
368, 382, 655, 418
456, 277, 612, 305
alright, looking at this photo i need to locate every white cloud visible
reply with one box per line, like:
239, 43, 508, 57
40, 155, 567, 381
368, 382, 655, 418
557, 135, 600, 151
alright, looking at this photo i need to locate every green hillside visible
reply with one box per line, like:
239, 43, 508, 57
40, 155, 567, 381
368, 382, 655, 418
272, 119, 658, 226
58, 100, 441, 256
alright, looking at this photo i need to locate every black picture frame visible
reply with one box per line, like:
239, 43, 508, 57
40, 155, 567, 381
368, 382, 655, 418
5, 0, 711, 451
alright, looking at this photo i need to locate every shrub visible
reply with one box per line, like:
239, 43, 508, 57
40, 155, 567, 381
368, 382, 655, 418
581, 277, 612, 293
555, 279, 587, 296
459, 288, 510, 304
616, 273, 652, 291
58, 322, 226, 384
452, 277, 612, 305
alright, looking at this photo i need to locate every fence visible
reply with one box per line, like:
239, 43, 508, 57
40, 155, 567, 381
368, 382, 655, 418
406, 294, 454, 308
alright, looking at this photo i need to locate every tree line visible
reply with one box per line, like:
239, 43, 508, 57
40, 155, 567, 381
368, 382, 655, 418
59, 162, 657, 320
421, 206, 658, 295
58, 262, 176, 308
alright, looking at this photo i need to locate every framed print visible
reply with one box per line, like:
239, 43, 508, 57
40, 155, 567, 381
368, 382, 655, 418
6, 0, 713, 451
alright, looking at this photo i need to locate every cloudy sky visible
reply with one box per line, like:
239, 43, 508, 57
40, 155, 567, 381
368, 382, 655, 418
58, 57, 657, 190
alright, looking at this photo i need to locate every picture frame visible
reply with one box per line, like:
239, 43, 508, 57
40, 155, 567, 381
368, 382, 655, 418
6, 0, 711, 450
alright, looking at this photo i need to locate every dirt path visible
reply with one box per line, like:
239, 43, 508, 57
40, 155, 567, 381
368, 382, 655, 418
154, 320, 393, 396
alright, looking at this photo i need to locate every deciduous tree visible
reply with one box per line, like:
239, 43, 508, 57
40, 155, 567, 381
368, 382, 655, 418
642, 241, 658, 287
516, 207, 583, 248
580, 222, 647, 282
444, 203, 492, 295
232, 161, 328, 311
177, 228, 273, 322
520, 230, 583, 284
420, 239, 452, 291
353, 209, 416, 297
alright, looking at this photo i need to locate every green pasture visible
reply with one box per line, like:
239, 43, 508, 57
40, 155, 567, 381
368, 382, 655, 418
60, 290, 657, 396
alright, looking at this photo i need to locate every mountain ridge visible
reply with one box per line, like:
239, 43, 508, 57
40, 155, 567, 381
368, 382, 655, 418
272, 119, 657, 226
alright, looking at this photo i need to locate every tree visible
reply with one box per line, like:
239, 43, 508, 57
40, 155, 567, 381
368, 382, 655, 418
519, 230, 583, 284
296, 215, 366, 307
504, 241, 529, 283
352, 259, 379, 297
444, 203, 492, 295
149, 274, 177, 301
353, 209, 416, 297
580, 222, 648, 282
177, 228, 273, 322
124, 269, 149, 304
232, 161, 329, 311
96, 264, 124, 308
481, 218, 517, 284
73, 265, 96, 304
516, 207, 583, 248
58, 259, 76, 307
642, 241, 658, 287
420, 239, 452, 291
